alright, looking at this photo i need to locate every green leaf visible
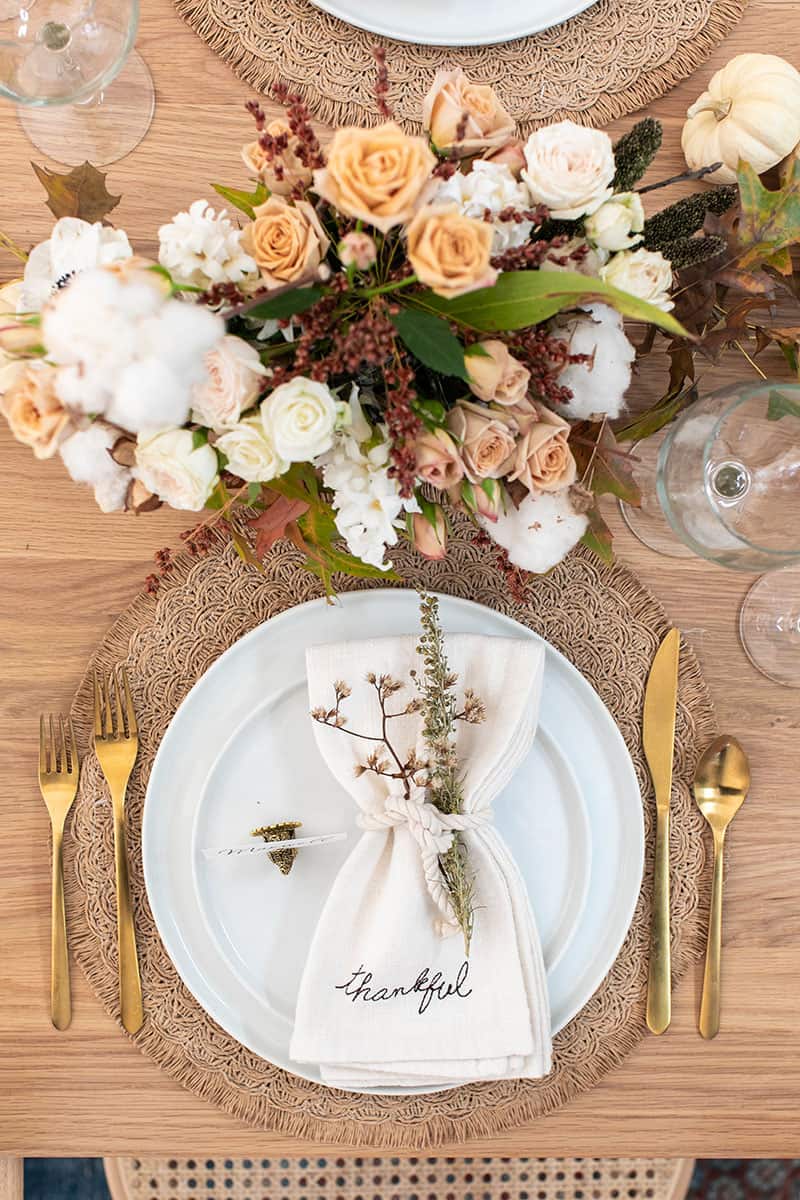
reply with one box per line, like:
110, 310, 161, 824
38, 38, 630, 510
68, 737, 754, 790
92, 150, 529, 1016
247, 481, 263, 504
192, 428, 209, 450
581, 506, 614, 565
244, 287, 324, 321
412, 270, 688, 339
211, 181, 268, 220
766, 388, 800, 421
737, 159, 800, 271
464, 342, 491, 358
204, 479, 230, 510
411, 395, 447, 431
391, 308, 469, 381
31, 161, 121, 223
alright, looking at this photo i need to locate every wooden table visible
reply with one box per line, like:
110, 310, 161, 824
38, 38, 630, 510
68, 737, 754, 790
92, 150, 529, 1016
1, 0, 799, 1161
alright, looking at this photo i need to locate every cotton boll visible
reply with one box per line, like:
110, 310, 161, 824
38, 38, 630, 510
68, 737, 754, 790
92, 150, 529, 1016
93, 472, 131, 512
60, 422, 132, 511
140, 300, 224, 380
43, 270, 139, 370
480, 489, 588, 574
105, 358, 192, 434
54, 363, 115, 415
551, 303, 634, 421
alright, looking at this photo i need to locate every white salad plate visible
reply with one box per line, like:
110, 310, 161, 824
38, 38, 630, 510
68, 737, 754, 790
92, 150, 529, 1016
142, 589, 643, 1096
308, 0, 600, 47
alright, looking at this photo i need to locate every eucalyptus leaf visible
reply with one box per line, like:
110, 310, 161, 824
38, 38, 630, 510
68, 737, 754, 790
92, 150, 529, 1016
245, 287, 324, 321
412, 270, 688, 339
391, 308, 469, 381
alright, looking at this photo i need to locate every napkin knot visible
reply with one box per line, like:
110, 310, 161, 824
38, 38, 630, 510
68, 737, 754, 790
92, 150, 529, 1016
358, 785, 492, 937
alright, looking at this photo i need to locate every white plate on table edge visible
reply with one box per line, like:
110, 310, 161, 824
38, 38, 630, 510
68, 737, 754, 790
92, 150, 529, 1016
143, 589, 644, 1096
308, 0, 601, 46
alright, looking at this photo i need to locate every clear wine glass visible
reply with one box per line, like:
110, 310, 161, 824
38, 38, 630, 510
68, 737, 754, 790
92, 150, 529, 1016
623, 380, 800, 686
0, 0, 154, 165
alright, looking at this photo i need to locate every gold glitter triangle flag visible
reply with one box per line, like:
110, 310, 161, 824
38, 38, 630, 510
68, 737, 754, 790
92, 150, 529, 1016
251, 821, 302, 875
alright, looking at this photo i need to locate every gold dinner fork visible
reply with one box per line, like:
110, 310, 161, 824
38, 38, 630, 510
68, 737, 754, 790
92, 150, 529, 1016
94, 668, 144, 1034
39, 714, 79, 1030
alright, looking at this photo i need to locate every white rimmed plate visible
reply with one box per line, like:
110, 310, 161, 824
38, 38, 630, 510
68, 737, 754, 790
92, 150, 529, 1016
142, 589, 643, 1095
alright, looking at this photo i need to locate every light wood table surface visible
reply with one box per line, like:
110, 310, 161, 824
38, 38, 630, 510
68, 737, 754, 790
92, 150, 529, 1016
1, 0, 799, 1161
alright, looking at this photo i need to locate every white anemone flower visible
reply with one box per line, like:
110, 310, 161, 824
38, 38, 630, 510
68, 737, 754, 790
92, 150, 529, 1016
19, 218, 132, 313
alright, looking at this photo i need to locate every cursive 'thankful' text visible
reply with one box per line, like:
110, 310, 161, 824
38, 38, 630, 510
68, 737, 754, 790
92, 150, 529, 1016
335, 961, 472, 1015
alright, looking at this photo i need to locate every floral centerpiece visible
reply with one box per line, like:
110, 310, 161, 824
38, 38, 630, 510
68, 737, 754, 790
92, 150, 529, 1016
4, 58, 751, 593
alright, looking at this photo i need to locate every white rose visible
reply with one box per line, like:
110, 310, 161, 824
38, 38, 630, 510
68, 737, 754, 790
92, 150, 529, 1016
550, 303, 635, 420
134, 428, 219, 511
191, 335, 267, 432
480, 489, 588, 574
261, 377, 337, 462
216, 417, 288, 483
600, 248, 674, 312
584, 192, 645, 252
522, 122, 615, 220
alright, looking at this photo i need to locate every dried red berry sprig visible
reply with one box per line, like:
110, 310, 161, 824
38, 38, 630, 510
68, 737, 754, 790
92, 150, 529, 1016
507, 326, 590, 409
373, 46, 393, 120
271, 82, 325, 172
491, 234, 568, 272
383, 358, 421, 497
472, 529, 531, 604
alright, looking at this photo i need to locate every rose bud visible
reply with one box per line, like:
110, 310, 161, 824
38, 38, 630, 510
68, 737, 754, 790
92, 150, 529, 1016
413, 507, 447, 560
339, 231, 378, 271
485, 139, 527, 177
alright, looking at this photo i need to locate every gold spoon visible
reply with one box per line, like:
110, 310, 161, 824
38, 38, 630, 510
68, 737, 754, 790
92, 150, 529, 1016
694, 734, 751, 1039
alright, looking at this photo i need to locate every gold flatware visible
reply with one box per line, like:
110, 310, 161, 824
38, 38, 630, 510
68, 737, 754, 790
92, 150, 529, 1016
38, 713, 79, 1030
694, 735, 750, 1040
93, 667, 144, 1035
643, 627, 681, 1036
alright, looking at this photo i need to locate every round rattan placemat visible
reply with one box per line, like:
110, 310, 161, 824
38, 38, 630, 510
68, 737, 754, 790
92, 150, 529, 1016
64, 527, 715, 1148
174, 0, 745, 133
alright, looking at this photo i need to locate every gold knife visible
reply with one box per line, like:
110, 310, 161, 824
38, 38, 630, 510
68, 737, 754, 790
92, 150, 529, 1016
643, 627, 680, 1035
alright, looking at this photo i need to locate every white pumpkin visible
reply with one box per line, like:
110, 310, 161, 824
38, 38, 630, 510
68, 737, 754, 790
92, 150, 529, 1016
681, 53, 800, 184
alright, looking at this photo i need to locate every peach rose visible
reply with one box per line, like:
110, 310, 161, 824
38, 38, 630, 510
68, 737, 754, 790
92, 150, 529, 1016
423, 68, 515, 157
485, 139, 527, 177
413, 507, 447, 560
242, 118, 314, 197
407, 205, 497, 300
242, 196, 330, 289
414, 427, 464, 490
0, 361, 71, 459
312, 123, 436, 233
506, 401, 577, 493
466, 339, 530, 406
446, 400, 515, 482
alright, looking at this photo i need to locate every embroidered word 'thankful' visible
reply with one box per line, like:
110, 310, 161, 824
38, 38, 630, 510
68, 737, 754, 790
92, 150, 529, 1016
334, 962, 472, 1015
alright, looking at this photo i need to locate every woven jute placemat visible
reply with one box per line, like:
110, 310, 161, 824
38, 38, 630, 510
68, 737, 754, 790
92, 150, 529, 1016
174, 0, 745, 133
64, 526, 715, 1148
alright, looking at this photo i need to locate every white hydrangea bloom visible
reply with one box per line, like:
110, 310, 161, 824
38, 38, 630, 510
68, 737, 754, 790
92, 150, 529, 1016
550, 302, 635, 420
320, 432, 415, 571
59, 422, 132, 513
19, 218, 132, 313
158, 200, 258, 289
480, 489, 588, 574
432, 160, 533, 253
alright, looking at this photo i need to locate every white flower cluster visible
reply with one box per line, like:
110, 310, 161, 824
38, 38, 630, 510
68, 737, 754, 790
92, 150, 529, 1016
433, 161, 533, 253
319, 393, 416, 571
43, 266, 224, 434
158, 200, 258, 290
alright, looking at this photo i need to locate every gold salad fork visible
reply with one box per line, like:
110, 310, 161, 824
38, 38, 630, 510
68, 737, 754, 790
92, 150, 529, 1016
38, 713, 79, 1030
93, 668, 144, 1034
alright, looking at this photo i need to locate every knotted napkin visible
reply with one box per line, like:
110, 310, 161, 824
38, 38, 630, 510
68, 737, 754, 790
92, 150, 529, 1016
290, 633, 551, 1089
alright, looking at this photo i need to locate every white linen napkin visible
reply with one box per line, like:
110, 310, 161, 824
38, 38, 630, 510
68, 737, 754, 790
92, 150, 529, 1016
290, 633, 551, 1088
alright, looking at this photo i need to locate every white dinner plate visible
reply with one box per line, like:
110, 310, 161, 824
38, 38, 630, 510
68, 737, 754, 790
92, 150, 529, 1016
308, 0, 601, 46
143, 590, 643, 1095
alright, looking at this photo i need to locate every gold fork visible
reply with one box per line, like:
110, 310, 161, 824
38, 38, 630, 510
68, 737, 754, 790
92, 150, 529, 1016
38, 713, 79, 1031
93, 667, 144, 1034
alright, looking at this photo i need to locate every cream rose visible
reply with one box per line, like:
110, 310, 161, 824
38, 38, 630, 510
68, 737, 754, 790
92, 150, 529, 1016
241, 117, 314, 196
466, 339, 530, 406
522, 122, 615, 220
423, 69, 515, 157
192, 335, 267, 432
414, 427, 464, 490
600, 248, 674, 312
216, 417, 288, 483
584, 192, 645, 252
505, 401, 577, 493
446, 400, 516, 482
312, 123, 436, 233
134, 428, 219, 511
242, 196, 330, 289
407, 205, 497, 300
0, 361, 71, 459
261, 376, 337, 462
